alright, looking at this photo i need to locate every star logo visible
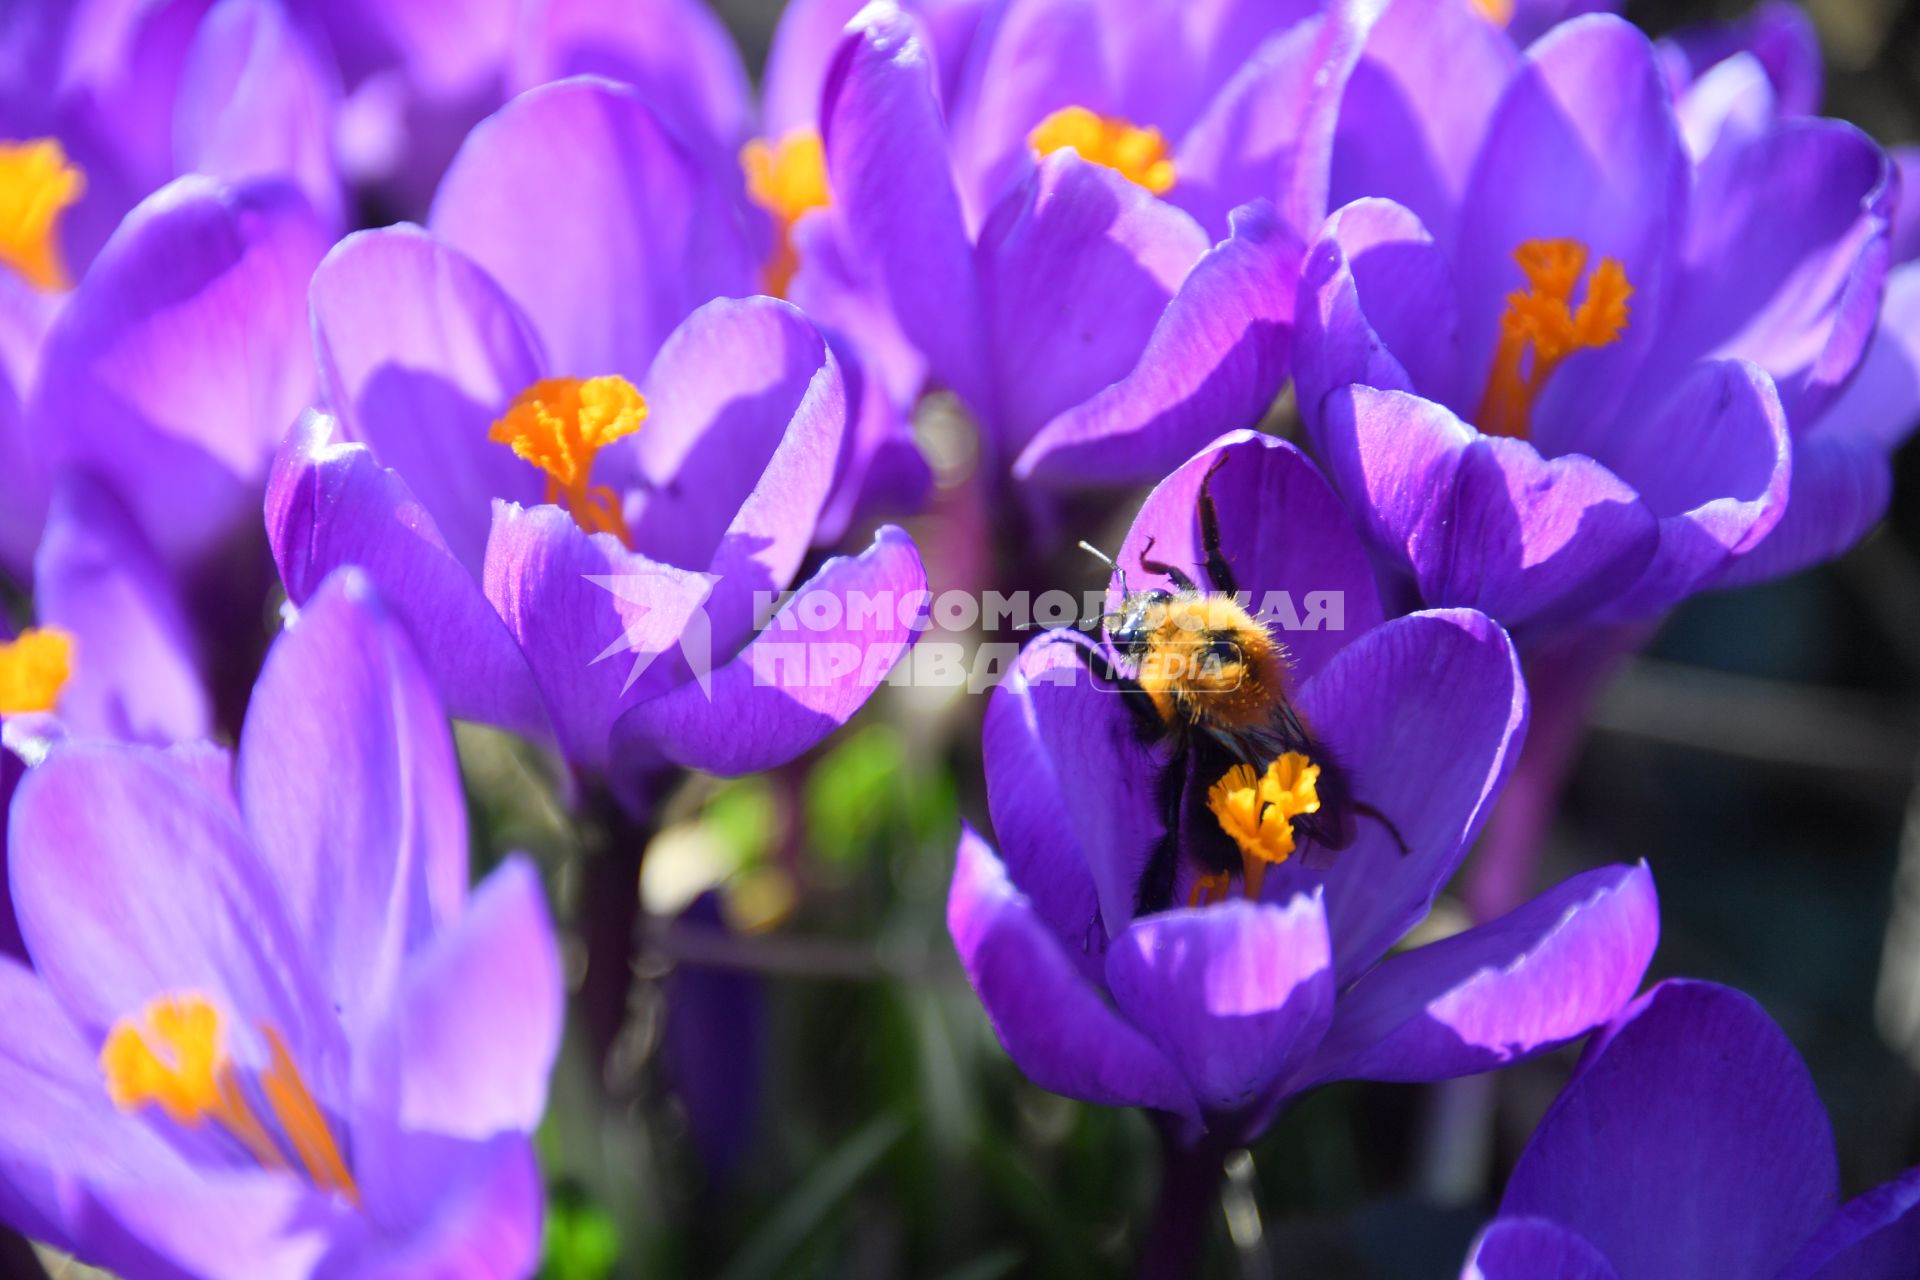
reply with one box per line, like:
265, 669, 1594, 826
584, 569, 723, 698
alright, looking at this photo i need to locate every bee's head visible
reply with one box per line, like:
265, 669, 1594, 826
1108, 589, 1175, 662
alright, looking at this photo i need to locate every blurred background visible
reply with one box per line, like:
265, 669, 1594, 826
498, 3, 1920, 1278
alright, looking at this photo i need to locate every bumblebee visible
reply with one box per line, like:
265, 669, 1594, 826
1074, 457, 1406, 916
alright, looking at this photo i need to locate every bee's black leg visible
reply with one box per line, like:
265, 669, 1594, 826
1197, 452, 1237, 596
1354, 801, 1411, 856
1134, 740, 1190, 917
1137, 535, 1199, 592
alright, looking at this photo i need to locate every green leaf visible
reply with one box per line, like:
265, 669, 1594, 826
540, 1195, 622, 1280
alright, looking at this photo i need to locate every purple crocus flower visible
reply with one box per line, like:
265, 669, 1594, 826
819, 1, 1366, 493
1299, 3, 1897, 635
272, 157, 927, 779
1655, 0, 1920, 588
0, 171, 325, 736
0, 0, 340, 291
0, 567, 563, 1278
1464, 979, 1920, 1280
948, 432, 1658, 1139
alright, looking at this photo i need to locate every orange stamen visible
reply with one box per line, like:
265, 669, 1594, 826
489, 376, 647, 547
1029, 106, 1176, 194
0, 627, 72, 715
0, 138, 84, 291
1471, 0, 1514, 25
262, 1026, 360, 1206
1206, 753, 1322, 887
742, 128, 831, 298
1187, 870, 1233, 909
101, 993, 358, 1205
1476, 238, 1633, 440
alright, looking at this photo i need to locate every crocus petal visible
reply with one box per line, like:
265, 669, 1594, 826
482, 501, 718, 770
509, 0, 754, 158
976, 152, 1209, 452
1111, 432, 1383, 685
1661, 0, 1823, 120
1672, 52, 1777, 165
331, 1134, 543, 1280
949, 825, 1198, 1120
309, 225, 546, 576
1778, 1165, 1920, 1280
1292, 197, 1463, 432
1892, 146, 1920, 265
822, 4, 990, 412
79, 1173, 348, 1280
610, 526, 925, 777
942, 0, 1109, 219
623, 296, 847, 659
1501, 979, 1838, 1280
238, 569, 468, 1035
1016, 200, 1300, 486
1715, 262, 1920, 589
430, 77, 758, 380
0, 957, 190, 1248
266, 413, 551, 742
1305, 863, 1657, 1085
1172, 6, 1373, 242
32, 473, 211, 744
1455, 15, 1685, 448
173, 0, 344, 229
1264, 609, 1527, 982
987, 631, 1168, 947
1461, 1218, 1619, 1280
1314, 387, 1660, 632
1327, 0, 1519, 246
1595, 359, 1792, 620
8, 744, 333, 1056
763, 0, 869, 136
0, 343, 44, 581
1101, 0, 1324, 142
355, 857, 561, 1141
1661, 118, 1893, 425
29, 176, 326, 570
0, 750, 22, 962
981, 632, 1149, 962
1105, 894, 1334, 1116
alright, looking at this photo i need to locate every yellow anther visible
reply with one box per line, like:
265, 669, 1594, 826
742, 128, 830, 298
0, 627, 72, 715
489, 376, 647, 547
1207, 753, 1322, 900
1476, 238, 1633, 440
101, 993, 359, 1204
102, 994, 226, 1124
1029, 106, 1176, 195
0, 139, 85, 291
1471, 0, 1514, 26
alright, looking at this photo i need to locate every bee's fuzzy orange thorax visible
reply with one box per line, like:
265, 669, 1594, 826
1133, 595, 1291, 731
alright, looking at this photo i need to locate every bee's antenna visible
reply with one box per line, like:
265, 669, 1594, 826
1078, 540, 1131, 594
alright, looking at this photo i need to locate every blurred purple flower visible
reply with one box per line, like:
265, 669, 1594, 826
0, 568, 563, 1278
948, 433, 1657, 1136
0, 0, 340, 289
1299, 5, 1901, 637
1655, 0, 1920, 590
272, 175, 926, 779
818, 1, 1377, 492
1464, 979, 1920, 1280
